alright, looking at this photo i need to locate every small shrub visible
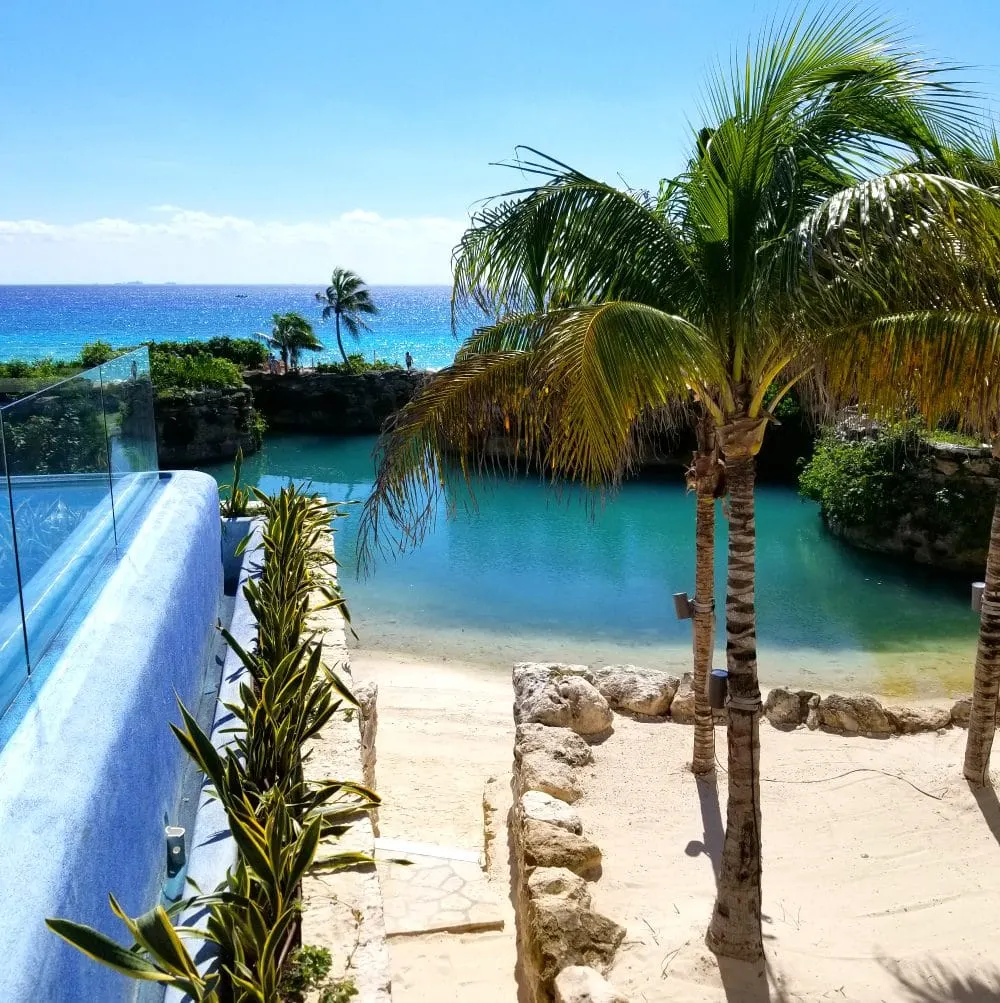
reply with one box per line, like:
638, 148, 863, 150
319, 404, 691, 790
281, 944, 333, 999
150, 350, 243, 391
314, 354, 402, 374
321, 979, 359, 1003
247, 409, 267, 450
206, 336, 269, 370
80, 341, 118, 367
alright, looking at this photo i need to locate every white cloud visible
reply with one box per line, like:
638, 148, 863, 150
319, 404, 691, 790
0, 207, 466, 283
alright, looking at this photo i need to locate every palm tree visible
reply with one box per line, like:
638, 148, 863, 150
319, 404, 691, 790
357, 10, 979, 962
315, 268, 379, 370
261, 312, 323, 372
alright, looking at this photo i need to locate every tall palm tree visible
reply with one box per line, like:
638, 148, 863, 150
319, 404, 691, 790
261, 312, 323, 372
315, 268, 379, 370
358, 9, 979, 962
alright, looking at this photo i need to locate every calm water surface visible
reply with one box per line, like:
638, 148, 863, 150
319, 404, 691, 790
202, 435, 980, 698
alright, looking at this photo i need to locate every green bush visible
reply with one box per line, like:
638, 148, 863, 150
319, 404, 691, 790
0, 357, 78, 380
206, 336, 269, 369
79, 341, 117, 367
314, 353, 401, 374
149, 350, 243, 391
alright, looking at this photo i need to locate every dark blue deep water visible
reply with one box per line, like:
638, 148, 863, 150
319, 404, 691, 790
0, 285, 465, 369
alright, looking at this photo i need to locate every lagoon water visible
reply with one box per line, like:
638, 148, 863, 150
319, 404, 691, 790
0, 285, 467, 369
203, 434, 980, 698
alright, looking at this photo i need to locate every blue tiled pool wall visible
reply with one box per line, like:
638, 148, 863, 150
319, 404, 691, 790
0, 347, 159, 719
0, 471, 223, 1003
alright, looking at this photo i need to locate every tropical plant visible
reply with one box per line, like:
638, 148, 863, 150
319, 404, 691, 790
315, 269, 379, 371
261, 313, 324, 373
80, 340, 118, 367
48, 483, 377, 1001
221, 447, 252, 518
356, 9, 983, 962
150, 350, 244, 391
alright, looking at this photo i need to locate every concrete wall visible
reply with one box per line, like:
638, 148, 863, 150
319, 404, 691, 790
0, 471, 222, 1003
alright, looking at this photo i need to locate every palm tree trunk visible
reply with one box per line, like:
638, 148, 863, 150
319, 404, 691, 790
706, 418, 765, 963
691, 414, 719, 776
335, 314, 350, 368
964, 488, 1000, 785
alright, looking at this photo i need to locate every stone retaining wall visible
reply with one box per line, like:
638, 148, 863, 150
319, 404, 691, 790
155, 386, 259, 466
510, 663, 631, 1003
246, 369, 427, 434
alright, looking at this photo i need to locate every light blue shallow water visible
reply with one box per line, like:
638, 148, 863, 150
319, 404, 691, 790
202, 435, 981, 698
0, 285, 468, 369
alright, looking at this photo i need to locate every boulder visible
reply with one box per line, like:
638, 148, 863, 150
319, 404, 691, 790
522, 791, 583, 834
951, 697, 972, 727
527, 866, 590, 905
818, 693, 893, 735
523, 818, 602, 877
515, 723, 594, 767
518, 751, 582, 804
527, 894, 625, 988
514, 665, 613, 736
594, 664, 678, 717
764, 687, 818, 730
805, 693, 821, 730
886, 705, 952, 734
669, 674, 696, 724
555, 966, 630, 1003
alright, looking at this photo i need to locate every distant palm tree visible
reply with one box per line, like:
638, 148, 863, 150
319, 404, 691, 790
315, 268, 379, 370
261, 312, 323, 372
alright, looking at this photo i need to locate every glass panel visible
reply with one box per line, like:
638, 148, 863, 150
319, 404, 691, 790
0, 419, 29, 716
100, 348, 159, 534
1, 368, 116, 671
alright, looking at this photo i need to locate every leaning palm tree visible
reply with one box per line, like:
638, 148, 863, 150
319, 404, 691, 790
261, 312, 324, 372
358, 9, 980, 962
315, 268, 379, 370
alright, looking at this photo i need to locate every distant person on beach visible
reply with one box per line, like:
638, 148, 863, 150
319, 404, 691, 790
268, 353, 279, 375
405, 351, 413, 371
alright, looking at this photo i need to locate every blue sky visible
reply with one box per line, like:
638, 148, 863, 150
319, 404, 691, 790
1, 0, 998, 283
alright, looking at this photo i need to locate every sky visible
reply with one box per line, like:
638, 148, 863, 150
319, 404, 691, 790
1, 0, 998, 284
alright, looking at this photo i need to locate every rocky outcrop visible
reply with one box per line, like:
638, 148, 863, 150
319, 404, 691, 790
155, 387, 259, 466
554, 966, 629, 1003
594, 664, 678, 717
818, 693, 894, 736
245, 369, 427, 434
511, 664, 627, 1003
764, 687, 819, 730
513, 663, 613, 736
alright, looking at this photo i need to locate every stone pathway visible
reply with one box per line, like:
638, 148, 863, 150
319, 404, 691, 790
376, 839, 505, 938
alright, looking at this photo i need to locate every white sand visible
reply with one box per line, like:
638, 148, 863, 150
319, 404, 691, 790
353, 648, 1000, 1002
579, 719, 1000, 1002
351, 650, 521, 1003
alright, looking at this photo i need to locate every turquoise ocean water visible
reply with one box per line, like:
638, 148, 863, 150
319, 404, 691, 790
0, 284, 466, 369
203, 435, 980, 698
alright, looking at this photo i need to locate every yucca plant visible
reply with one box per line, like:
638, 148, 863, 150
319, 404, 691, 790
221, 448, 252, 519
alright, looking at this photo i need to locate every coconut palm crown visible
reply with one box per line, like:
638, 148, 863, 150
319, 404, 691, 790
315, 268, 379, 370
357, 7, 989, 963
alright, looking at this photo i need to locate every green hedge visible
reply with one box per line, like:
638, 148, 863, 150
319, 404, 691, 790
314, 353, 402, 374
149, 351, 244, 391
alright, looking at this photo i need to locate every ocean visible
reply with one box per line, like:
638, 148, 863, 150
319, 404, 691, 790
0, 284, 468, 369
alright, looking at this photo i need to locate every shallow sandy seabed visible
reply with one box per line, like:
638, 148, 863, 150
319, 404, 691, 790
353, 648, 1000, 1003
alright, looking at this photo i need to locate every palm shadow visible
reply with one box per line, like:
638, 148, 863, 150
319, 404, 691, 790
717, 957, 794, 1003
969, 780, 1000, 848
882, 956, 1000, 1001
684, 773, 724, 880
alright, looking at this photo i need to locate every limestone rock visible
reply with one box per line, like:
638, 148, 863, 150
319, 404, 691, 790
515, 723, 594, 767
951, 697, 972, 726
818, 693, 893, 735
805, 693, 821, 730
518, 751, 582, 804
594, 664, 678, 717
514, 666, 613, 736
522, 791, 583, 834
523, 818, 602, 876
886, 705, 952, 734
555, 966, 629, 1003
669, 673, 696, 724
527, 894, 625, 987
765, 687, 818, 730
527, 866, 590, 905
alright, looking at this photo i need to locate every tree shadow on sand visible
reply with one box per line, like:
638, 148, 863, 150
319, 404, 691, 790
685, 773, 724, 880
717, 957, 795, 1003
881, 956, 1000, 1001
969, 780, 1000, 849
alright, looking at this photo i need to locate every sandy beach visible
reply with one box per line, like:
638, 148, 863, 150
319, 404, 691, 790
353, 647, 1000, 1002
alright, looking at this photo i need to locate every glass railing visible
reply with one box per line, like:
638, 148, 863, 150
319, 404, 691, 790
0, 348, 159, 717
